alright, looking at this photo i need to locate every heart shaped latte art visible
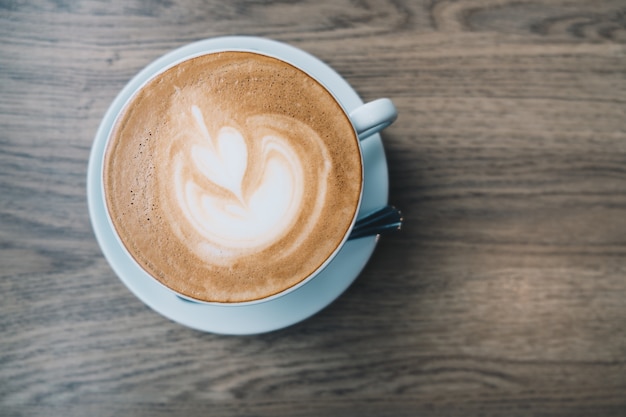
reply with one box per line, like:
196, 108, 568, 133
167, 105, 329, 264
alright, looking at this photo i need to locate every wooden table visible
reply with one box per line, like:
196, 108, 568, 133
2, 1, 625, 416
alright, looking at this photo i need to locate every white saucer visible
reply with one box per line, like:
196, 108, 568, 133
87, 36, 389, 335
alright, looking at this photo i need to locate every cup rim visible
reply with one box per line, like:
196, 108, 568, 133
93, 36, 372, 306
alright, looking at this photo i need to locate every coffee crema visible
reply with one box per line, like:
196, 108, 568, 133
104, 51, 362, 303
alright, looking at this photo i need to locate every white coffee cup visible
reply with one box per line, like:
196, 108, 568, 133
89, 36, 397, 307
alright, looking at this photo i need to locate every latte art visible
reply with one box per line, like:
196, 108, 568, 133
168, 105, 330, 263
103, 51, 362, 302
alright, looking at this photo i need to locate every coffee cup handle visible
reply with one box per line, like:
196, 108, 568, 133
349, 98, 398, 141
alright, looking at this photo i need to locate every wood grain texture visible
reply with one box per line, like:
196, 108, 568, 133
1, 0, 626, 416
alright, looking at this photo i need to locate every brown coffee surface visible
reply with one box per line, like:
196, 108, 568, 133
104, 51, 362, 303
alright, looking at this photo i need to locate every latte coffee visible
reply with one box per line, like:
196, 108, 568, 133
103, 51, 363, 303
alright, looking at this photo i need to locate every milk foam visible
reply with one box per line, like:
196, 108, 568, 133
164, 104, 330, 265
